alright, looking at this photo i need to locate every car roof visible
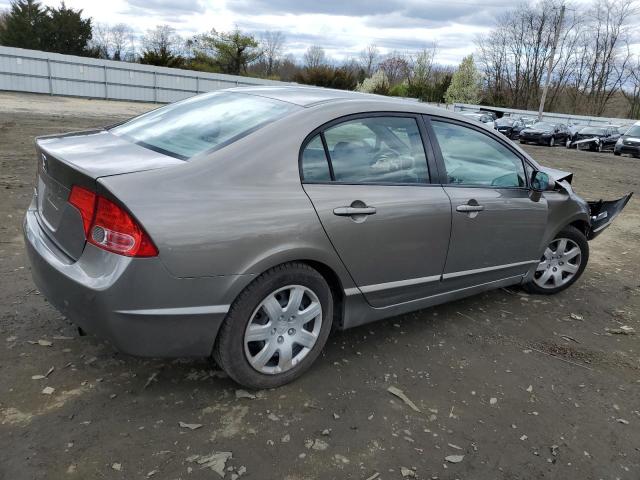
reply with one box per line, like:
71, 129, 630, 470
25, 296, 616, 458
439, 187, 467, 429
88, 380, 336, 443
226, 85, 388, 107
225, 85, 447, 114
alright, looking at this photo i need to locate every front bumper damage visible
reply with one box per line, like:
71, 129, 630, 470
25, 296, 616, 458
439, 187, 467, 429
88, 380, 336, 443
587, 193, 633, 239
540, 167, 632, 240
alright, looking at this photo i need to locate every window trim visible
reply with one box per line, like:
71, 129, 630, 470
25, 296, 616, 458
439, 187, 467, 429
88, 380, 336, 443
298, 112, 437, 186
424, 115, 532, 189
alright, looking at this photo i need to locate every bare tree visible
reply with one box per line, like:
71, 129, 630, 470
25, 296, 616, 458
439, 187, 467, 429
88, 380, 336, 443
261, 30, 285, 76
378, 51, 410, 85
304, 45, 326, 69
142, 25, 183, 57
110, 23, 135, 61
622, 54, 640, 118
359, 44, 379, 76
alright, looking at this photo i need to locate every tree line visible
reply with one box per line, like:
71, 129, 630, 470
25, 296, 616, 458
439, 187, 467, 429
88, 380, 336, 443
477, 0, 639, 117
1, 0, 638, 117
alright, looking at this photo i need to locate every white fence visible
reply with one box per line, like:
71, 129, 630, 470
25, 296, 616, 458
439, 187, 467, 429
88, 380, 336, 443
0, 46, 291, 103
453, 102, 634, 127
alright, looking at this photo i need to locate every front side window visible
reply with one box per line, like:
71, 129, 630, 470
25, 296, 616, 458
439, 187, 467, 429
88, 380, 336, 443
112, 91, 300, 159
321, 116, 428, 184
431, 120, 526, 188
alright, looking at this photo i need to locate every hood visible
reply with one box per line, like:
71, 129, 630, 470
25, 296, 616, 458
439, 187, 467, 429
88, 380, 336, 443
538, 166, 573, 184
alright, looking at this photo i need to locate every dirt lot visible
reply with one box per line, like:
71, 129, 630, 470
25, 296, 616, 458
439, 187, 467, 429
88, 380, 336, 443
1, 93, 639, 480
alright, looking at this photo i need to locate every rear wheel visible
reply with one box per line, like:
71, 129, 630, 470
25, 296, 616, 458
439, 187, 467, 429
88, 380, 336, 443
549, 136, 556, 147
566, 138, 572, 148
597, 142, 603, 152
614, 151, 621, 156
523, 226, 589, 295
214, 263, 333, 389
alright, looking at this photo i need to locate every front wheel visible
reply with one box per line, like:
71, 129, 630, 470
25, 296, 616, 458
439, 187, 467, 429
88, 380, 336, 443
523, 226, 589, 295
566, 138, 572, 148
549, 136, 556, 147
214, 263, 333, 389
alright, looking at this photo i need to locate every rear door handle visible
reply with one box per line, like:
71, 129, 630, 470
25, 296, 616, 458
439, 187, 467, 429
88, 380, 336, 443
456, 205, 484, 213
333, 206, 377, 216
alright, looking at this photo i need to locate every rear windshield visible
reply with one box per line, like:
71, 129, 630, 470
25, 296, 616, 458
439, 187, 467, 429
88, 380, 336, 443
624, 125, 640, 136
579, 127, 606, 135
111, 91, 300, 159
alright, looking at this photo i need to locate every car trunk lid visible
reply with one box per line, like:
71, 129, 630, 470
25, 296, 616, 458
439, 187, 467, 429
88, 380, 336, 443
34, 130, 183, 260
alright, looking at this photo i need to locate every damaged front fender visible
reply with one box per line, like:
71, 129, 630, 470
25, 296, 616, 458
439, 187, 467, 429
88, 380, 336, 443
587, 193, 633, 239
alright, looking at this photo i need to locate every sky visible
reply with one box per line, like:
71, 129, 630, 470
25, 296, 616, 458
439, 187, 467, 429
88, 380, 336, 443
1, 0, 639, 65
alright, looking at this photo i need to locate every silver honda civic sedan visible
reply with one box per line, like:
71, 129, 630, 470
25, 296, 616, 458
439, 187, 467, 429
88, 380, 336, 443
24, 86, 631, 388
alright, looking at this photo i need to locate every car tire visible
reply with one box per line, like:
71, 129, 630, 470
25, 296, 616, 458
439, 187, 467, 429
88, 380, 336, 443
214, 262, 333, 389
597, 142, 603, 152
519, 140, 526, 144
549, 136, 556, 147
614, 151, 621, 156
522, 226, 589, 295
565, 138, 572, 148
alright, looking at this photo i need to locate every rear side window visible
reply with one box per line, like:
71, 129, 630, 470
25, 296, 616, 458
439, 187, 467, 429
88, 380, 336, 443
301, 135, 331, 181
112, 92, 300, 159
431, 120, 526, 187
301, 116, 428, 184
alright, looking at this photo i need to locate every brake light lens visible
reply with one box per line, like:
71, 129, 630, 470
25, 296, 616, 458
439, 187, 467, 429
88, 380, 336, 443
68, 185, 158, 257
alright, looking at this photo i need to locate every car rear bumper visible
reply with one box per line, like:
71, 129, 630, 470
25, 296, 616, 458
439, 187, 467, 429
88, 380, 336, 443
23, 205, 247, 357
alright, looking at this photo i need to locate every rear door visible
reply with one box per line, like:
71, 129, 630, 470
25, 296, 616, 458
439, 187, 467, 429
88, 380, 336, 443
301, 114, 452, 308
426, 117, 548, 289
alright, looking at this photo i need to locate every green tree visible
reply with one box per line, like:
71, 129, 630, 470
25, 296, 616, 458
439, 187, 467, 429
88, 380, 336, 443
294, 65, 357, 91
191, 28, 262, 75
0, 0, 46, 50
41, 2, 93, 56
444, 54, 481, 104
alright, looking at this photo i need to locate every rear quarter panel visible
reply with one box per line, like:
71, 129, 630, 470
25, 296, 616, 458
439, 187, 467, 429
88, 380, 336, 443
97, 105, 375, 289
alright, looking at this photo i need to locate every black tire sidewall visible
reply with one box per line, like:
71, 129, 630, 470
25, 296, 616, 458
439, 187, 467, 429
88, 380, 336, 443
523, 226, 589, 295
215, 263, 333, 389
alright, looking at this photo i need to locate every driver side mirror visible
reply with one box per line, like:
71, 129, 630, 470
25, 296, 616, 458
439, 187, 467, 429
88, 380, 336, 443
531, 170, 551, 192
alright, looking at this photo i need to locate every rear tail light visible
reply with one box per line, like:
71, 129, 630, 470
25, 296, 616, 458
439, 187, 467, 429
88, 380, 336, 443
68, 185, 158, 257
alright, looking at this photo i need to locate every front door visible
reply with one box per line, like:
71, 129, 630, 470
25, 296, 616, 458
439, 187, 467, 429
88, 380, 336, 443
427, 117, 548, 289
300, 115, 452, 307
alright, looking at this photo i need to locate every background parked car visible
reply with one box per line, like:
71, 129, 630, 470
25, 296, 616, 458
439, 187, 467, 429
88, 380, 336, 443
462, 112, 497, 128
519, 122, 569, 147
565, 123, 588, 148
571, 126, 620, 152
614, 122, 640, 157
495, 117, 528, 140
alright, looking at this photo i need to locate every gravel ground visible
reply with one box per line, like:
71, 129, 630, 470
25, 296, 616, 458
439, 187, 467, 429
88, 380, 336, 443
1, 94, 639, 480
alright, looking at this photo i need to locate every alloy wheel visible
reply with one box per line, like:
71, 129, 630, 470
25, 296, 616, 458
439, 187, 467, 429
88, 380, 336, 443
533, 238, 582, 289
549, 136, 555, 147
244, 285, 322, 375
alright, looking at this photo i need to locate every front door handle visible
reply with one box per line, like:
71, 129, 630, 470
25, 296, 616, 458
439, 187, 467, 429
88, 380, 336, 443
333, 206, 377, 216
456, 204, 485, 213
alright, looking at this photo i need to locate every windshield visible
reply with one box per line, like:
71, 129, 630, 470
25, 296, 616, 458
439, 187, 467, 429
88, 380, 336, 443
531, 122, 554, 130
579, 127, 606, 135
623, 125, 640, 136
112, 91, 300, 159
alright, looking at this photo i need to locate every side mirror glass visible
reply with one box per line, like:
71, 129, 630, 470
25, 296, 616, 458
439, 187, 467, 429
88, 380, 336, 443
531, 171, 550, 192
